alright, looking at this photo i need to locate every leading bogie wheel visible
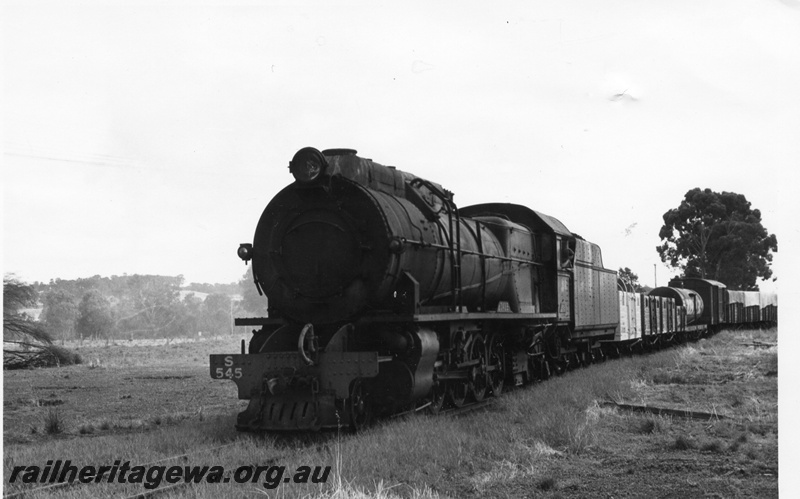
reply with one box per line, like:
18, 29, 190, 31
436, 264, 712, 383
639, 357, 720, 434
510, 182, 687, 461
447, 380, 468, 408
428, 380, 445, 414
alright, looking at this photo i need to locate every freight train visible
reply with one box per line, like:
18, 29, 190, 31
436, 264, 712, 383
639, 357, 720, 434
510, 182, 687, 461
210, 147, 778, 431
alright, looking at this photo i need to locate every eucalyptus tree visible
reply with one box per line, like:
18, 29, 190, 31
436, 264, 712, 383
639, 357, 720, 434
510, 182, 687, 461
657, 188, 777, 290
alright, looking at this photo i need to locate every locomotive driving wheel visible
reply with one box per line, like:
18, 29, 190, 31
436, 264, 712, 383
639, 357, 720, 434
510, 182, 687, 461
469, 334, 488, 402
547, 333, 566, 376
447, 330, 469, 408
348, 379, 372, 430
487, 334, 505, 396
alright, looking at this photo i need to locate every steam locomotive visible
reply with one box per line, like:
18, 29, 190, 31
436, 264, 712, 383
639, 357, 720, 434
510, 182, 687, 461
210, 147, 777, 431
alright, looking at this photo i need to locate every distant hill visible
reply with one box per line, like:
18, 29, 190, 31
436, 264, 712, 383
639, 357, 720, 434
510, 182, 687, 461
180, 290, 243, 302
183, 282, 238, 295
179, 290, 209, 301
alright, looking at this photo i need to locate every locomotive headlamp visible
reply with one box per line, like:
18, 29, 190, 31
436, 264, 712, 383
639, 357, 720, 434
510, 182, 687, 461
237, 243, 253, 262
289, 147, 328, 184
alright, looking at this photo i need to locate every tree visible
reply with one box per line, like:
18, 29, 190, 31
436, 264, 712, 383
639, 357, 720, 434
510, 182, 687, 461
4, 275, 81, 369
202, 293, 233, 335
76, 290, 114, 340
617, 267, 644, 292
239, 266, 267, 315
656, 188, 777, 290
115, 275, 184, 338
4, 275, 51, 346
41, 289, 79, 342
179, 293, 203, 337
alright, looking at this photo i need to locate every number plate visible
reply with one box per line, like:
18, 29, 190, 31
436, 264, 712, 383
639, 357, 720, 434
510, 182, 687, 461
209, 354, 244, 379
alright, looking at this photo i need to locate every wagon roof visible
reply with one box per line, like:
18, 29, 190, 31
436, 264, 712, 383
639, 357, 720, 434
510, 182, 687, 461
669, 277, 727, 288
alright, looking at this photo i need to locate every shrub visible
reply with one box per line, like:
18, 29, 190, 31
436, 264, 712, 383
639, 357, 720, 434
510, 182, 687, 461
538, 477, 557, 491
43, 345, 83, 366
43, 408, 65, 434
701, 440, 726, 453
673, 434, 696, 450
638, 418, 657, 434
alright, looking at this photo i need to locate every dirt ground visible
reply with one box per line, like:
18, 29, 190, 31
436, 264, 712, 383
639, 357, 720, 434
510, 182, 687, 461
3, 337, 243, 444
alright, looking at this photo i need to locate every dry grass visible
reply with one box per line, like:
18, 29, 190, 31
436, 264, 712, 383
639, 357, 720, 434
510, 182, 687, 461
3, 328, 777, 498
42, 408, 66, 435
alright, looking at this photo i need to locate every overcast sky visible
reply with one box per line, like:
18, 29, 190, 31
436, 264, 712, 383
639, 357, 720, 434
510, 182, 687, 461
3, 0, 798, 290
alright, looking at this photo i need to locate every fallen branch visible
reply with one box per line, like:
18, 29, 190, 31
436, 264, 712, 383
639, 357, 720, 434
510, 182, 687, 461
4, 344, 82, 370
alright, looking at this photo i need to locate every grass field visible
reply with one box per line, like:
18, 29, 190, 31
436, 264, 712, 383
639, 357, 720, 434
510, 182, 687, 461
3, 328, 778, 498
